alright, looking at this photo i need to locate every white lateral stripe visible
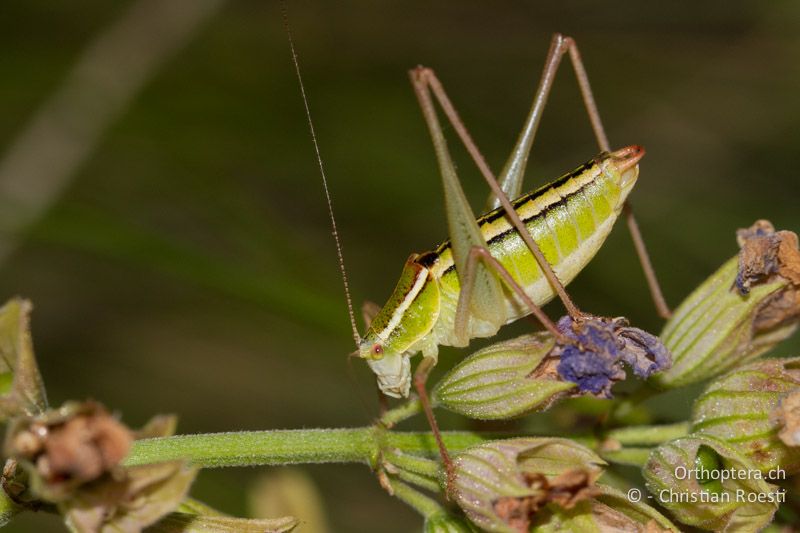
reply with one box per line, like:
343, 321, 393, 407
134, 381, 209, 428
378, 267, 429, 340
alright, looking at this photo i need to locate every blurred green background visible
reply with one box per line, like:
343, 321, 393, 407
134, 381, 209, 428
1, 1, 798, 531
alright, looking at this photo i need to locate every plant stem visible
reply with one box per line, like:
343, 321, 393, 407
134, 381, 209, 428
600, 447, 653, 467
125, 428, 497, 469
379, 399, 422, 427
394, 469, 441, 493
383, 450, 440, 479
384, 430, 490, 456
126, 428, 379, 468
608, 386, 657, 424
388, 479, 444, 519
606, 422, 689, 446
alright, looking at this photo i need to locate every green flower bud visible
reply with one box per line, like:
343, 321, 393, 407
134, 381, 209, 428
432, 334, 576, 420
653, 221, 800, 389
451, 438, 604, 532
691, 357, 800, 474
644, 435, 780, 531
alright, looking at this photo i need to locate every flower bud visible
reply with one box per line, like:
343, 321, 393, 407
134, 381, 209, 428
452, 438, 604, 532
691, 357, 800, 474
653, 221, 800, 389
432, 333, 576, 420
644, 435, 779, 531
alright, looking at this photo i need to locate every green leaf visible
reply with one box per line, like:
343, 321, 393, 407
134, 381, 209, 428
0, 298, 47, 419
424, 512, 477, 533
0, 483, 23, 528
145, 513, 297, 532
247, 469, 330, 533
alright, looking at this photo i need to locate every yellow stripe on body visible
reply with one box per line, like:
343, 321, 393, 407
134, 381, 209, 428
428, 159, 603, 278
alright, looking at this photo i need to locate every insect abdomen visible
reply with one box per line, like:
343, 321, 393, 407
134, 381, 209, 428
491, 173, 621, 318
430, 157, 625, 345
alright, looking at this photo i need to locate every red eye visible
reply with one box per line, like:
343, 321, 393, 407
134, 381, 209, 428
372, 344, 384, 356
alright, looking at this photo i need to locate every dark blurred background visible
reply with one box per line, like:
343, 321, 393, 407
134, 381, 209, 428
1, 1, 798, 531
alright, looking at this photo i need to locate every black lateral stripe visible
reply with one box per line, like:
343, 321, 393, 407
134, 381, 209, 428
476, 158, 595, 227
426, 155, 604, 275
437, 193, 571, 277
486, 195, 567, 246
415, 251, 439, 268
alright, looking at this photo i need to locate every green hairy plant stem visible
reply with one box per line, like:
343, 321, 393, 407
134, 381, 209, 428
125, 428, 494, 469
124, 424, 685, 471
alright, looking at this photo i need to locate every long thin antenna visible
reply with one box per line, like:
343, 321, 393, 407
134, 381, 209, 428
282, 2, 361, 346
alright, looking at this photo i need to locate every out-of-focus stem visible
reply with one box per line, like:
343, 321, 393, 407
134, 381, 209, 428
0, 0, 225, 262
388, 479, 444, 519
606, 422, 689, 446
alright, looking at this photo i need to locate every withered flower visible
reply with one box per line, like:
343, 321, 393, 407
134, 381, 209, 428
554, 316, 670, 398
451, 438, 604, 532
654, 220, 800, 389
735, 219, 800, 298
62, 460, 197, 533
451, 438, 677, 532
4, 402, 198, 533
5, 401, 132, 502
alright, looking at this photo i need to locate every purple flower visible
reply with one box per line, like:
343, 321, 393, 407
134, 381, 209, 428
555, 316, 671, 398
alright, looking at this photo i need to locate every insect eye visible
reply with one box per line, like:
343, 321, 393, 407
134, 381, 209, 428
371, 344, 384, 359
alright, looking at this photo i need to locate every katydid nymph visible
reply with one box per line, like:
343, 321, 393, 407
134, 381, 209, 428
359, 145, 643, 398
286, 27, 671, 485
355, 36, 670, 399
